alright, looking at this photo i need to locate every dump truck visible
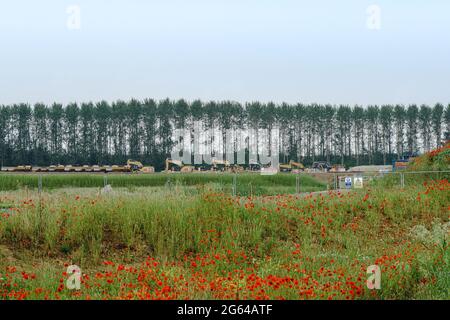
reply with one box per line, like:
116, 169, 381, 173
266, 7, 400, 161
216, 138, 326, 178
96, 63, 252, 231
247, 160, 262, 172
124, 160, 154, 173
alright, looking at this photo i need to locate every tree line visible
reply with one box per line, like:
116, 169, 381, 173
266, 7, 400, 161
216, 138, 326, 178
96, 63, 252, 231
0, 99, 449, 170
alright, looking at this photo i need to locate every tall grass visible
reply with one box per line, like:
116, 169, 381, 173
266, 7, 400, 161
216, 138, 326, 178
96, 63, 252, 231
370, 171, 450, 188
0, 173, 325, 194
0, 180, 448, 299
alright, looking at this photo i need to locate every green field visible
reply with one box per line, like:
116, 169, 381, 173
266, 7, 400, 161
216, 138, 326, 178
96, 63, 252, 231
0, 173, 326, 195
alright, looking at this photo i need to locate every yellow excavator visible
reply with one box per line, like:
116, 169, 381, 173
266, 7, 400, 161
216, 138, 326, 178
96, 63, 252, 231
279, 160, 305, 173
211, 159, 245, 173
125, 160, 154, 173
165, 159, 194, 173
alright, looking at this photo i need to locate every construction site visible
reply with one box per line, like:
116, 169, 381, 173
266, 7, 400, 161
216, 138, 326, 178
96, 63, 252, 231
0, 152, 418, 175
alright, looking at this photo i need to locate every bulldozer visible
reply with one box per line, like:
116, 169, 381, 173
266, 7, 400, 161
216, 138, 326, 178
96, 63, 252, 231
165, 159, 194, 173
279, 160, 305, 173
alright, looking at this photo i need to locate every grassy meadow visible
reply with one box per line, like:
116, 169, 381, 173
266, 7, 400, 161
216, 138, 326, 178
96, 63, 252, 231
0, 173, 326, 196
0, 176, 448, 300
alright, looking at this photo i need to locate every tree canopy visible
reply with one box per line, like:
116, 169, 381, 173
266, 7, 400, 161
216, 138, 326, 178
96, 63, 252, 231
0, 100, 449, 170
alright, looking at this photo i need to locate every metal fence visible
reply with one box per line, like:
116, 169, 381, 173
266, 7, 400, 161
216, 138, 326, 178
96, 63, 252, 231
328, 170, 450, 190
0, 170, 449, 196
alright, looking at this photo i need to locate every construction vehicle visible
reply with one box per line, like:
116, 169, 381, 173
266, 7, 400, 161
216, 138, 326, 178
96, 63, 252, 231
112, 165, 125, 173
393, 152, 418, 171
124, 160, 154, 173
247, 160, 262, 172
279, 160, 305, 173
165, 159, 194, 173
6, 165, 32, 172
247, 161, 278, 172
48, 165, 65, 172
311, 161, 332, 172
0, 160, 154, 174
211, 159, 231, 172
169, 157, 233, 172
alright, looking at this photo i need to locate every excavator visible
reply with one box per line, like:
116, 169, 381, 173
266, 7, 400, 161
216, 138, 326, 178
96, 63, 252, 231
125, 160, 155, 173
311, 161, 332, 172
165, 158, 236, 173
211, 159, 232, 172
279, 160, 305, 173
247, 160, 262, 172
165, 159, 195, 173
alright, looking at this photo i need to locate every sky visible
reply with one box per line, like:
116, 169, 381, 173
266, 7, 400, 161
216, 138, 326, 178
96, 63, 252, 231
0, 0, 449, 106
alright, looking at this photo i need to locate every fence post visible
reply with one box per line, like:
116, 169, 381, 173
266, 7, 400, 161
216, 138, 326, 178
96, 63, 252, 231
232, 174, 237, 197
38, 175, 43, 238
296, 174, 300, 194
103, 175, 108, 187
38, 175, 42, 194
400, 173, 405, 189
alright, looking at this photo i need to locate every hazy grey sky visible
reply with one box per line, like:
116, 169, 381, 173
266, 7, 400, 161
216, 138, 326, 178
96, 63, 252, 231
1, 0, 449, 105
